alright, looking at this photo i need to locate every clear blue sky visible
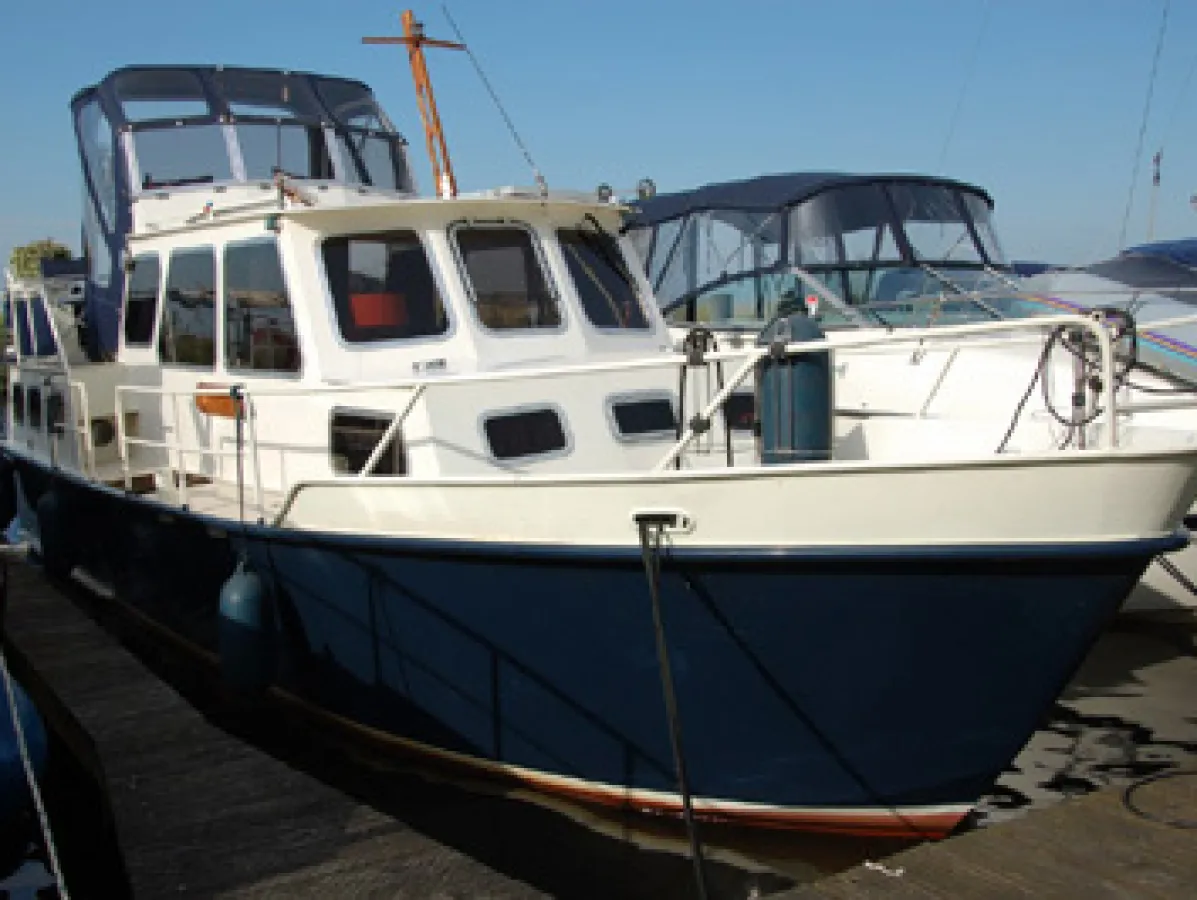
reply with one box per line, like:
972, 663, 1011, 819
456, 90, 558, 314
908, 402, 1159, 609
2, 0, 1196, 271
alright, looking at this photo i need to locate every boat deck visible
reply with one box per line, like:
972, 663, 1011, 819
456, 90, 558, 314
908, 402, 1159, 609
91, 461, 287, 523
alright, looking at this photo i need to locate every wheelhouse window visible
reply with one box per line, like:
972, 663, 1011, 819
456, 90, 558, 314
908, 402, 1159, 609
29, 297, 57, 358
609, 395, 676, 439
124, 254, 160, 346
322, 231, 448, 343
455, 227, 561, 330
484, 408, 567, 461
11, 385, 23, 426
330, 410, 406, 475
558, 229, 650, 330
12, 300, 33, 357
160, 248, 216, 367
27, 387, 41, 430
225, 240, 301, 372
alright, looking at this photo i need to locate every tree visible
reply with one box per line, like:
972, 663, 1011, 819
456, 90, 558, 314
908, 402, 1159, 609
8, 238, 72, 280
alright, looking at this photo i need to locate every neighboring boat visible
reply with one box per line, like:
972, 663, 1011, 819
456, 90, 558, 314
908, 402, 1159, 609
4, 59, 1197, 845
626, 173, 1197, 613
0, 661, 48, 879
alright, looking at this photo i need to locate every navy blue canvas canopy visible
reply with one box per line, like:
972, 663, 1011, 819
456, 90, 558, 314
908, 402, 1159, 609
69, 64, 410, 359
1085, 239, 1197, 304
627, 172, 993, 229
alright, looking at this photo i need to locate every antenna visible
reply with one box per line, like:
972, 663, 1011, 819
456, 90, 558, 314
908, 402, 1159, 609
441, 4, 548, 196
364, 9, 465, 198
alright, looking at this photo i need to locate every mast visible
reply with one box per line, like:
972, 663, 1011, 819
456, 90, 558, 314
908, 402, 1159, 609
363, 9, 465, 198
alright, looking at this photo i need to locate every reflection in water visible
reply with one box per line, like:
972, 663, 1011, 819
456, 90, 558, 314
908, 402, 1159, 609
976, 613, 1197, 829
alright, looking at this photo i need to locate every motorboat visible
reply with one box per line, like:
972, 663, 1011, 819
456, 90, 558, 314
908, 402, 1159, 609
3, 56, 1197, 847
626, 173, 1197, 612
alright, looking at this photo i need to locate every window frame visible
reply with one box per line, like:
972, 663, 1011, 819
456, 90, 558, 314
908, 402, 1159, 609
328, 406, 407, 476
320, 229, 454, 347
223, 238, 303, 377
159, 245, 218, 370
449, 221, 566, 335
479, 403, 572, 464
604, 390, 678, 443
123, 251, 162, 348
555, 227, 652, 333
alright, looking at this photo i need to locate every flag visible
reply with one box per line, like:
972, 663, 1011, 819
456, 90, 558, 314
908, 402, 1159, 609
1152, 150, 1162, 187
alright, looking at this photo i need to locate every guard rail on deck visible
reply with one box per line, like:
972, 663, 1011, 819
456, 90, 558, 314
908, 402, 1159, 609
56, 312, 1123, 523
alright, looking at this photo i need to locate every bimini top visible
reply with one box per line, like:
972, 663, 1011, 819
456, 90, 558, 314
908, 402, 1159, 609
1090, 239, 1197, 299
625, 171, 1006, 320
626, 172, 993, 228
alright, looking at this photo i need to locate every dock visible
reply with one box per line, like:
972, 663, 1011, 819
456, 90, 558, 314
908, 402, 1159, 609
779, 743, 1197, 898
0, 557, 546, 898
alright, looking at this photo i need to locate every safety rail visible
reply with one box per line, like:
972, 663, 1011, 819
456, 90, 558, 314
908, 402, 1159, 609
7, 364, 96, 477
114, 385, 267, 521
654, 313, 1118, 471
78, 312, 1123, 524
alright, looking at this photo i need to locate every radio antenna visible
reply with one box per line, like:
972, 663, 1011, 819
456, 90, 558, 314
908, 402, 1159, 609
440, 4, 548, 196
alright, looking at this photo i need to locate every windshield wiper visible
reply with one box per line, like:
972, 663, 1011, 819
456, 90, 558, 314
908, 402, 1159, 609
580, 213, 638, 287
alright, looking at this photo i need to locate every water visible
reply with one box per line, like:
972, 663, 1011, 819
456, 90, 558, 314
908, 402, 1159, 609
4, 608, 1194, 898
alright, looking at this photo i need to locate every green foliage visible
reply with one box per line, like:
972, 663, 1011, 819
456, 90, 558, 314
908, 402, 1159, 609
8, 239, 72, 279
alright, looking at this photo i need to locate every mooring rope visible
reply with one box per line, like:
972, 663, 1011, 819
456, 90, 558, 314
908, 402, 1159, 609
0, 564, 70, 898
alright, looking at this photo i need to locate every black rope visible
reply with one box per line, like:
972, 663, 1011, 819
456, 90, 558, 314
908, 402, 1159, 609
1122, 768, 1197, 829
1154, 555, 1197, 598
635, 515, 709, 900
996, 326, 1063, 453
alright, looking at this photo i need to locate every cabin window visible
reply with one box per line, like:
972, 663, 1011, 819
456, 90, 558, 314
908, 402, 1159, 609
723, 393, 755, 433
46, 392, 65, 434
609, 395, 676, 440
11, 385, 23, 426
29, 297, 57, 358
225, 240, 301, 373
322, 231, 448, 343
124, 254, 161, 346
13, 300, 33, 357
558, 229, 650, 330
27, 388, 41, 430
455, 227, 561, 330
160, 248, 216, 367
329, 410, 406, 475
483, 408, 567, 461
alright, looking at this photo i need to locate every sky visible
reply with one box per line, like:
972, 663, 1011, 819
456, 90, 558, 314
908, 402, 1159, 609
2, 0, 1196, 273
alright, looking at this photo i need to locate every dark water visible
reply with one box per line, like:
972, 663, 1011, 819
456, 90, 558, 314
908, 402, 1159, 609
3, 590, 1195, 898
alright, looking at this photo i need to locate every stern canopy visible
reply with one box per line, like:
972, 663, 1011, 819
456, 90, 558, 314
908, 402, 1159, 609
625, 172, 1005, 325
71, 64, 416, 358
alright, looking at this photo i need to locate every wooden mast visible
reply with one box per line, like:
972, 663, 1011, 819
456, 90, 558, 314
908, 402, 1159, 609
363, 9, 464, 198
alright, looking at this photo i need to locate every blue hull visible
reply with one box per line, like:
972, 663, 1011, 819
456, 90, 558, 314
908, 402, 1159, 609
8, 457, 1170, 837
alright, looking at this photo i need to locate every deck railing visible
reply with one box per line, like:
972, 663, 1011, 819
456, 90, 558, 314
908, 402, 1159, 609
85, 310, 1124, 520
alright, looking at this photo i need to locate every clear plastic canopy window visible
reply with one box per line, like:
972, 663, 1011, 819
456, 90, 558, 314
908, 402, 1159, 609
636, 181, 1006, 319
